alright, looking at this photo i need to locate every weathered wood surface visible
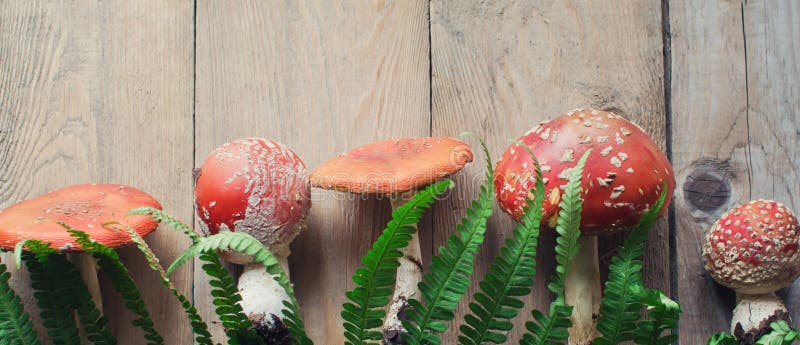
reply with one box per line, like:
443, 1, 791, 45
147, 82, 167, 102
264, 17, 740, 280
431, 1, 668, 343
671, 0, 800, 342
0, 0, 797, 344
0, 1, 194, 344
195, 1, 431, 343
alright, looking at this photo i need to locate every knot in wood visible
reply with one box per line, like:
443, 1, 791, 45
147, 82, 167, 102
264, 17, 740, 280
683, 159, 733, 212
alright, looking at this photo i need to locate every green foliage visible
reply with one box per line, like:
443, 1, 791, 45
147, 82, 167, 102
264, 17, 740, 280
0, 261, 41, 345
400, 136, 495, 345
127, 207, 202, 242
342, 180, 454, 345
707, 332, 738, 345
64, 227, 163, 345
593, 187, 668, 345
756, 320, 800, 345
169, 231, 312, 345
634, 290, 680, 345
113, 215, 215, 345
458, 145, 546, 345
128, 208, 257, 342
22, 240, 115, 345
519, 306, 573, 345
519, 150, 591, 345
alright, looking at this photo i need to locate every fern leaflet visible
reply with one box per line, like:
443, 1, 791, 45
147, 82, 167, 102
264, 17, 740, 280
593, 185, 668, 345
400, 135, 494, 345
755, 320, 800, 345
707, 333, 738, 345
634, 289, 680, 345
458, 145, 546, 345
0, 261, 41, 345
342, 180, 454, 345
519, 150, 591, 345
63, 227, 163, 345
169, 231, 312, 345
22, 241, 115, 344
104, 221, 215, 345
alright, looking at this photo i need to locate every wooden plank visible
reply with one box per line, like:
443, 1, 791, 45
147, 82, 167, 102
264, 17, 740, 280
744, 0, 800, 332
0, 1, 194, 344
671, 0, 800, 342
430, 1, 668, 343
194, 1, 430, 342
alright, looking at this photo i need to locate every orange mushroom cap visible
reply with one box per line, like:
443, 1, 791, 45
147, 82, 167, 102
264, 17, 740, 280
702, 200, 800, 294
494, 108, 675, 235
310, 137, 473, 194
0, 184, 162, 251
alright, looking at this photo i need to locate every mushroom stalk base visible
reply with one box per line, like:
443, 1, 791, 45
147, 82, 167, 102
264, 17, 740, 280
239, 257, 292, 343
383, 192, 422, 345
564, 236, 601, 345
732, 293, 790, 344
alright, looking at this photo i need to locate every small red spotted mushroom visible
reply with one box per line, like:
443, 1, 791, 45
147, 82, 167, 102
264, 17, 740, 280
310, 137, 473, 344
494, 108, 674, 344
702, 199, 800, 344
195, 138, 311, 340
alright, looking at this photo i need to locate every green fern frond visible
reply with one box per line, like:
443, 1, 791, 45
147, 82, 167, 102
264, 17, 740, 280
102, 222, 215, 345
342, 180, 454, 345
0, 261, 41, 345
169, 231, 311, 345
400, 136, 494, 345
127, 208, 202, 242
458, 145, 546, 345
593, 186, 668, 345
755, 320, 799, 345
63, 227, 163, 345
707, 333, 738, 345
22, 249, 80, 345
519, 150, 590, 345
519, 305, 573, 345
548, 149, 592, 306
634, 289, 680, 345
23, 240, 115, 345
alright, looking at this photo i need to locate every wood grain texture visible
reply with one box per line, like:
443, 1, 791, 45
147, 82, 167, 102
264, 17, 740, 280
0, 1, 194, 344
430, 1, 668, 343
194, 1, 430, 343
671, 0, 800, 342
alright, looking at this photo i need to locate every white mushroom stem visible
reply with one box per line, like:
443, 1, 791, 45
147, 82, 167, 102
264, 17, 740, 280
383, 191, 423, 344
565, 236, 602, 345
239, 255, 292, 332
731, 293, 790, 342
68, 253, 103, 344
70, 253, 104, 311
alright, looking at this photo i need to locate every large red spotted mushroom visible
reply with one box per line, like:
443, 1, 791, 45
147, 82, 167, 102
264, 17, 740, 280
702, 200, 800, 344
494, 109, 674, 344
310, 137, 473, 344
195, 138, 311, 341
0, 184, 162, 314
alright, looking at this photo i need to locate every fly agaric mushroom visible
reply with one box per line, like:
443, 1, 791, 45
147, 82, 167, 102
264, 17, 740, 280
0, 183, 162, 313
309, 137, 473, 344
702, 200, 800, 344
494, 108, 674, 344
195, 138, 310, 341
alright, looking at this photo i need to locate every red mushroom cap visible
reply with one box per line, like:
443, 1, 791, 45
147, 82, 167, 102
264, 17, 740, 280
0, 184, 162, 251
702, 200, 800, 294
195, 138, 310, 259
494, 108, 675, 235
310, 137, 473, 194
